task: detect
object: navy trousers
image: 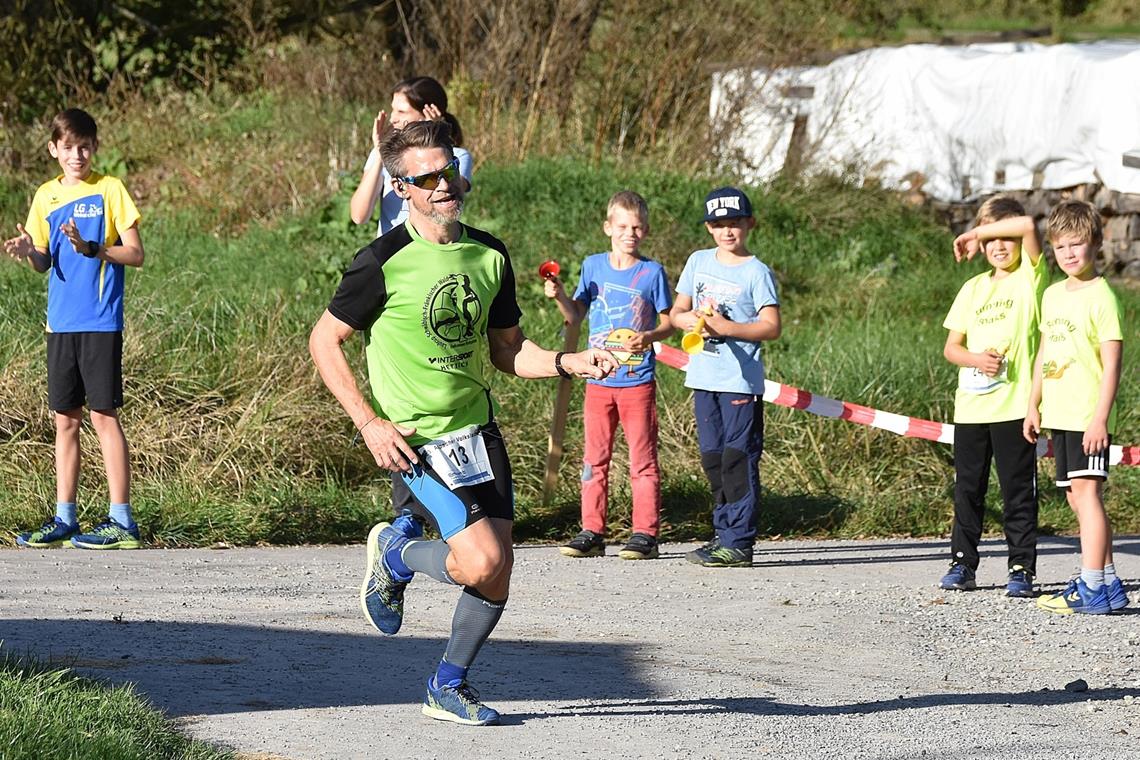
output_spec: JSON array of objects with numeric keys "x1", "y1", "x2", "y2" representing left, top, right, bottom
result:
[{"x1": 694, "y1": 390, "x2": 763, "y2": 549}]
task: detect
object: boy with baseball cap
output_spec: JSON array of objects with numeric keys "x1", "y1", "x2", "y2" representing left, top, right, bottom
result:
[{"x1": 669, "y1": 187, "x2": 781, "y2": 567}]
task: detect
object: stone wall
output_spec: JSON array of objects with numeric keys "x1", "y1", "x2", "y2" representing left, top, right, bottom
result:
[{"x1": 929, "y1": 184, "x2": 1140, "y2": 278}]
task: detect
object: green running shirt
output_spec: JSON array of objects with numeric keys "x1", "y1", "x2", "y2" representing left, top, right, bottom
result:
[{"x1": 328, "y1": 222, "x2": 522, "y2": 445}]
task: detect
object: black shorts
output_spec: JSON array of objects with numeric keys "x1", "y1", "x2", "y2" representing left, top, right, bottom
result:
[
  {"x1": 46, "y1": 332, "x2": 124, "y2": 411},
  {"x1": 1052, "y1": 429, "x2": 1111, "y2": 486},
  {"x1": 392, "y1": 422, "x2": 514, "y2": 540}
]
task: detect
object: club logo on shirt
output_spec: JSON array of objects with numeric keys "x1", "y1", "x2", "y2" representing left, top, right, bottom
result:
[
  {"x1": 71, "y1": 202, "x2": 104, "y2": 219},
  {"x1": 423, "y1": 273, "x2": 483, "y2": 349}
]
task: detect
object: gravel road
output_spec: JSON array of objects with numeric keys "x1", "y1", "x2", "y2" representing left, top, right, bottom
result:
[{"x1": 2, "y1": 535, "x2": 1139, "y2": 759}]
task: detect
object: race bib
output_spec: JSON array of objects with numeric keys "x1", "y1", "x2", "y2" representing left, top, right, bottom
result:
[
  {"x1": 420, "y1": 425, "x2": 494, "y2": 490},
  {"x1": 960, "y1": 361, "x2": 1007, "y2": 395}
]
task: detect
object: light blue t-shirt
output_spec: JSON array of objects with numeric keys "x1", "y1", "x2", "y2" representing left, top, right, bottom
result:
[
  {"x1": 675, "y1": 248, "x2": 779, "y2": 394},
  {"x1": 363, "y1": 146, "x2": 473, "y2": 237},
  {"x1": 573, "y1": 253, "x2": 672, "y2": 388}
]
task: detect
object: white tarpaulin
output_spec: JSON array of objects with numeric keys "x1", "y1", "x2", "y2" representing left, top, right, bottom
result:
[{"x1": 714, "y1": 41, "x2": 1140, "y2": 201}]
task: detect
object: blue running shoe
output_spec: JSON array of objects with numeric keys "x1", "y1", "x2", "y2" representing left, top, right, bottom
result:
[
  {"x1": 939, "y1": 563, "x2": 976, "y2": 591},
  {"x1": 360, "y1": 521, "x2": 413, "y2": 635},
  {"x1": 71, "y1": 518, "x2": 141, "y2": 550},
  {"x1": 1105, "y1": 578, "x2": 1130, "y2": 612},
  {"x1": 16, "y1": 517, "x2": 78, "y2": 548},
  {"x1": 1036, "y1": 579, "x2": 1110, "y2": 615},
  {"x1": 422, "y1": 677, "x2": 501, "y2": 726},
  {"x1": 391, "y1": 509, "x2": 424, "y2": 540},
  {"x1": 1006, "y1": 565, "x2": 1035, "y2": 598}
]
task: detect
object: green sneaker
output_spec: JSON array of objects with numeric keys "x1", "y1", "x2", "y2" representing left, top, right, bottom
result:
[{"x1": 71, "y1": 519, "x2": 142, "y2": 550}]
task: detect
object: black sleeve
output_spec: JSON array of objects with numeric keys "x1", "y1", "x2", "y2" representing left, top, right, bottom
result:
[
  {"x1": 328, "y1": 245, "x2": 386, "y2": 331},
  {"x1": 488, "y1": 247, "x2": 522, "y2": 329}
]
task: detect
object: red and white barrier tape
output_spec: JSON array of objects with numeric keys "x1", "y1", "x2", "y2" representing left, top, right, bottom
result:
[{"x1": 653, "y1": 341, "x2": 1140, "y2": 467}]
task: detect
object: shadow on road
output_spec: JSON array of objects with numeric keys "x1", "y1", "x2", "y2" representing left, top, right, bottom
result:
[
  {"x1": 0, "y1": 620, "x2": 655, "y2": 719},
  {"x1": 647, "y1": 535, "x2": 1140, "y2": 569},
  {"x1": 541, "y1": 685, "x2": 1140, "y2": 719}
]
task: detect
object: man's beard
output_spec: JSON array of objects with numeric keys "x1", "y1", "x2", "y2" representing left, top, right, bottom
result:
[
  {"x1": 412, "y1": 190, "x2": 464, "y2": 226},
  {"x1": 425, "y1": 198, "x2": 464, "y2": 226}
]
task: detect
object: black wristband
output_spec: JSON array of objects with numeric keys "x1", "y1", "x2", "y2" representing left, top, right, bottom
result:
[
  {"x1": 554, "y1": 351, "x2": 572, "y2": 379},
  {"x1": 83, "y1": 240, "x2": 99, "y2": 258}
]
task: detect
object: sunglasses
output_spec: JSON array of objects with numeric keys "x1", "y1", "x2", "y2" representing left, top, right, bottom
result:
[{"x1": 396, "y1": 157, "x2": 460, "y2": 190}]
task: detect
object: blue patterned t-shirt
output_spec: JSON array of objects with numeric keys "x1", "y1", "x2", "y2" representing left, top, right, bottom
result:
[{"x1": 573, "y1": 253, "x2": 672, "y2": 387}]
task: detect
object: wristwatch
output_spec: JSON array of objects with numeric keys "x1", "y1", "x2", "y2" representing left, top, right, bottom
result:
[
  {"x1": 554, "y1": 352, "x2": 572, "y2": 379},
  {"x1": 83, "y1": 240, "x2": 100, "y2": 258}
]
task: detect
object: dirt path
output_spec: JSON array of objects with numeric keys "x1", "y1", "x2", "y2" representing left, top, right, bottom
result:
[{"x1": 2, "y1": 536, "x2": 1139, "y2": 759}]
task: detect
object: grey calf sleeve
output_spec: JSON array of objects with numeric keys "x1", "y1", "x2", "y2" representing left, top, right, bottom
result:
[
  {"x1": 401, "y1": 539, "x2": 459, "y2": 585},
  {"x1": 444, "y1": 587, "x2": 507, "y2": 668}
]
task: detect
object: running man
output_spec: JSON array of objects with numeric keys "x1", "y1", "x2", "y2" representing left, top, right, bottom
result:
[{"x1": 309, "y1": 120, "x2": 617, "y2": 725}]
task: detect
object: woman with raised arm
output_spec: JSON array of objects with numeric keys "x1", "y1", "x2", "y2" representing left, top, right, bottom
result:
[{"x1": 349, "y1": 76, "x2": 473, "y2": 237}]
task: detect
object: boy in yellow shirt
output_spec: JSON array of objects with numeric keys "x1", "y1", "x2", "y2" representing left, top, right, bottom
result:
[
  {"x1": 939, "y1": 196, "x2": 1046, "y2": 596},
  {"x1": 4, "y1": 108, "x2": 145, "y2": 549},
  {"x1": 1026, "y1": 201, "x2": 1127, "y2": 615}
]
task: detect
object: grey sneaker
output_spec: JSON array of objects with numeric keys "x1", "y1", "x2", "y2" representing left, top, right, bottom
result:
[
  {"x1": 559, "y1": 530, "x2": 605, "y2": 558},
  {"x1": 688, "y1": 539, "x2": 752, "y2": 567},
  {"x1": 618, "y1": 533, "x2": 659, "y2": 560}
]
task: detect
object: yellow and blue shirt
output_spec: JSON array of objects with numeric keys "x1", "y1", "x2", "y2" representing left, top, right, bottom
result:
[{"x1": 25, "y1": 172, "x2": 140, "y2": 333}]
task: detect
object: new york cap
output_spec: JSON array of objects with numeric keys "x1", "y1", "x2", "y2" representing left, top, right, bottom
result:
[{"x1": 702, "y1": 186, "x2": 753, "y2": 222}]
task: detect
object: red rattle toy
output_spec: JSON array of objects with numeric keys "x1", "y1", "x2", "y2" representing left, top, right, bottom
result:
[{"x1": 538, "y1": 260, "x2": 560, "y2": 280}]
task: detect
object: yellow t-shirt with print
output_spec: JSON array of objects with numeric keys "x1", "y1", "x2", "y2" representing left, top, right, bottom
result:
[
  {"x1": 943, "y1": 249, "x2": 1047, "y2": 424},
  {"x1": 1039, "y1": 277, "x2": 1123, "y2": 434}
]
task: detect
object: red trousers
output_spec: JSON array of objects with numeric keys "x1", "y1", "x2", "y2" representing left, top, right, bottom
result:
[{"x1": 580, "y1": 381, "x2": 661, "y2": 537}]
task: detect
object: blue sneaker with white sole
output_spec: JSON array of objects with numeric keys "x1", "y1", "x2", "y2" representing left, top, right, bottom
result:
[
  {"x1": 360, "y1": 520, "x2": 416, "y2": 635},
  {"x1": 1105, "y1": 578, "x2": 1130, "y2": 612},
  {"x1": 422, "y1": 677, "x2": 501, "y2": 726}
]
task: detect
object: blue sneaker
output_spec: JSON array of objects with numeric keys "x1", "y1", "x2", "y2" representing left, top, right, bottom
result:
[
  {"x1": 1036, "y1": 579, "x2": 1110, "y2": 615},
  {"x1": 70, "y1": 518, "x2": 141, "y2": 550},
  {"x1": 1006, "y1": 565, "x2": 1035, "y2": 598},
  {"x1": 422, "y1": 677, "x2": 501, "y2": 726},
  {"x1": 16, "y1": 517, "x2": 78, "y2": 548},
  {"x1": 939, "y1": 563, "x2": 976, "y2": 591},
  {"x1": 1105, "y1": 578, "x2": 1130, "y2": 612},
  {"x1": 391, "y1": 509, "x2": 424, "y2": 540},
  {"x1": 360, "y1": 521, "x2": 414, "y2": 635}
]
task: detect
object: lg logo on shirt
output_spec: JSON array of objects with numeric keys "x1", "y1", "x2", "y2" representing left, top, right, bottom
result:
[{"x1": 72, "y1": 203, "x2": 104, "y2": 219}]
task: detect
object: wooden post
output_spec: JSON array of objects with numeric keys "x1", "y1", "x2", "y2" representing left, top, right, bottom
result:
[
  {"x1": 541, "y1": 320, "x2": 581, "y2": 506},
  {"x1": 781, "y1": 85, "x2": 815, "y2": 180}
]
